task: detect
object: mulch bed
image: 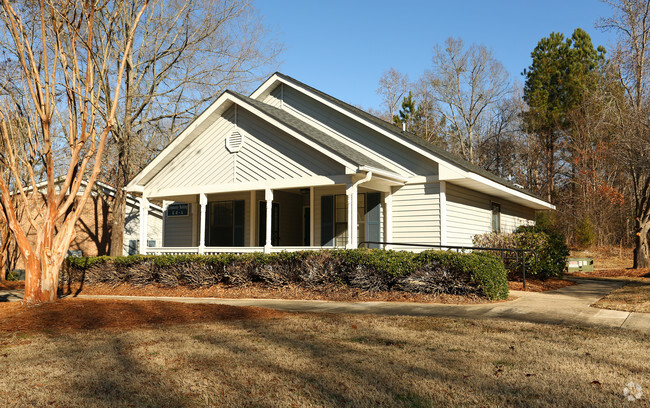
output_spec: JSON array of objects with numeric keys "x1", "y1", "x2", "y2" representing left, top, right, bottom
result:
[
  {"x1": 508, "y1": 277, "x2": 576, "y2": 292},
  {"x1": 64, "y1": 282, "x2": 494, "y2": 304},
  {"x1": 0, "y1": 298, "x2": 286, "y2": 334},
  {"x1": 569, "y1": 268, "x2": 650, "y2": 279},
  {"x1": 0, "y1": 281, "x2": 25, "y2": 290}
]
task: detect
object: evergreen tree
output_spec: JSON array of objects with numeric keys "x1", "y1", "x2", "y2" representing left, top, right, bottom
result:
[
  {"x1": 393, "y1": 91, "x2": 415, "y2": 130},
  {"x1": 522, "y1": 28, "x2": 606, "y2": 200}
]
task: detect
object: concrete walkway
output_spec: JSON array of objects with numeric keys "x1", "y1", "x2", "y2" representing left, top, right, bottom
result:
[
  {"x1": 3, "y1": 280, "x2": 650, "y2": 331},
  {"x1": 0, "y1": 290, "x2": 24, "y2": 303}
]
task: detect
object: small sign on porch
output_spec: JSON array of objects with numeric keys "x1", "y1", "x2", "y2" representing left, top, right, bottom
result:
[{"x1": 167, "y1": 203, "x2": 189, "y2": 217}]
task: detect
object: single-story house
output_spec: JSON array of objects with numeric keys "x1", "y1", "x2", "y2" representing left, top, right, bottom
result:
[
  {"x1": 2, "y1": 179, "x2": 163, "y2": 274},
  {"x1": 126, "y1": 73, "x2": 554, "y2": 255}
]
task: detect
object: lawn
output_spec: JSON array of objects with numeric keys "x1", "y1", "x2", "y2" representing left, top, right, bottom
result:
[
  {"x1": 593, "y1": 282, "x2": 650, "y2": 313},
  {"x1": 568, "y1": 267, "x2": 650, "y2": 313},
  {"x1": 0, "y1": 299, "x2": 647, "y2": 407}
]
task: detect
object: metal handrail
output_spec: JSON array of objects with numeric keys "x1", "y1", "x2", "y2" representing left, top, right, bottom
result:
[{"x1": 358, "y1": 241, "x2": 537, "y2": 290}]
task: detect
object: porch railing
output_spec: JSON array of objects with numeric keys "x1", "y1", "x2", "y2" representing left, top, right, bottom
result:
[{"x1": 145, "y1": 246, "x2": 332, "y2": 256}]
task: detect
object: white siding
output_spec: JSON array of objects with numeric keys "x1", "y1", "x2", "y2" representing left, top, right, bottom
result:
[
  {"x1": 123, "y1": 200, "x2": 163, "y2": 254},
  {"x1": 147, "y1": 105, "x2": 343, "y2": 192},
  {"x1": 278, "y1": 85, "x2": 438, "y2": 176},
  {"x1": 501, "y1": 200, "x2": 536, "y2": 233},
  {"x1": 391, "y1": 183, "x2": 440, "y2": 248},
  {"x1": 163, "y1": 201, "x2": 195, "y2": 247},
  {"x1": 446, "y1": 183, "x2": 536, "y2": 247}
]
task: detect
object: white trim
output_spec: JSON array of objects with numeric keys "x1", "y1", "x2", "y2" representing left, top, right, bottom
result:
[
  {"x1": 309, "y1": 186, "x2": 315, "y2": 246},
  {"x1": 144, "y1": 175, "x2": 351, "y2": 199},
  {"x1": 466, "y1": 172, "x2": 555, "y2": 210},
  {"x1": 139, "y1": 196, "x2": 150, "y2": 254},
  {"x1": 346, "y1": 182, "x2": 356, "y2": 249},
  {"x1": 198, "y1": 193, "x2": 207, "y2": 254},
  {"x1": 439, "y1": 181, "x2": 447, "y2": 246},
  {"x1": 264, "y1": 188, "x2": 273, "y2": 253},
  {"x1": 384, "y1": 189, "x2": 393, "y2": 250},
  {"x1": 253, "y1": 74, "x2": 552, "y2": 210},
  {"x1": 358, "y1": 165, "x2": 407, "y2": 183}
]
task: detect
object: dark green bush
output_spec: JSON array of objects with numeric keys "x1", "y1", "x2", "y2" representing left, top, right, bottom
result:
[
  {"x1": 473, "y1": 225, "x2": 569, "y2": 279},
  {"x1": 62, "y1": 249, "x2": 509, "y2": 300}
]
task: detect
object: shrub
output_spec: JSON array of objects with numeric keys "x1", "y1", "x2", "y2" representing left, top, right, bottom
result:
[
  {"x1": 61, "y1": 249, "x2": 509, "y2": 300},
  {"x1": 473, "y1": 226, "x2": 569, "y2": 279}
]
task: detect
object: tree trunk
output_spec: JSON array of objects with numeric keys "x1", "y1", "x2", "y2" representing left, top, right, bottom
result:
[
  {"x1": 109, "y1": 24, "x2": 134, "y2": 257},
  {"x1": 22, "y1": 253, "x2": 61, "y2": 303},
  {"x1": 109, "y1": 152, "x2": 128, "y2": 256},
  {"x1": 633, "y1": 219, "x2": 650, "y2": 268}
]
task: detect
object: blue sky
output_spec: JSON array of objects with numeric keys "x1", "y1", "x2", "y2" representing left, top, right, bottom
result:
[{"x1": 256, "y1": 0, "x2": 616, "y2": 111}]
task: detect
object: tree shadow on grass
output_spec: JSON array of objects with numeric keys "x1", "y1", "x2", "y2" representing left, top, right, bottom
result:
[{"x1": 3, "y1": 300, "x2": 648, "y2": 407}]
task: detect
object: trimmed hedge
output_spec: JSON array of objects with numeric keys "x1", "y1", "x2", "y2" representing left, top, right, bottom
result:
[
  {"x1": 473, "y1": 225, "x2": 569, "y2": 279},
  {"x1": 62, "y1": 249, "x2": 509, "y2": 300}
]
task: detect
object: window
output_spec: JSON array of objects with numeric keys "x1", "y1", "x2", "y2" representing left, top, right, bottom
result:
[
  {"x1": 207, "y1": 200, "x2": 245, "y2": 246},
  {"x1": 491, "y1": 202, "x2": 501, "y2": 233}
]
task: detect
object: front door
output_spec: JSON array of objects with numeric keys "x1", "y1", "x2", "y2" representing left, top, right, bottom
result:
[{"x1": 258, "y1": 202, "x2": 280, "y2": 246}]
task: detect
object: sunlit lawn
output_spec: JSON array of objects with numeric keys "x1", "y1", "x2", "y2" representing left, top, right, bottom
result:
[{"x1": 0, "y1": 301, "x2": 648, "y2": 407}]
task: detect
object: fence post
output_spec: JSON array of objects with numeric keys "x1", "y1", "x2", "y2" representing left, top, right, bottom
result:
[{"x1": 522, "y1": 251, "x2": 526, "y2": 290}]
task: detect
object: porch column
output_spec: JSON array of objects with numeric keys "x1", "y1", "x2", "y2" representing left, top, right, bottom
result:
[
  {"x1": 346, "y1": 182, "x2": 358, "y2": 249},
  {"x1": 440, "y1": 181, "x2": 447, "y2": 246},
  {"x1": 139, "y1": 195, "x2": 149, "y2": 254},
  {"x1": 264, "y1": 188, "x2": 273, "y2": 253},
  {"x1": 199, "y1": 193, "x2": 207, "y2": 254},
  {"x1": 384, "y1": 189, "x2": 393, "y2": 250},
  {"x1": 309, "y1": 186, "x2": 315, "y2": 246}
]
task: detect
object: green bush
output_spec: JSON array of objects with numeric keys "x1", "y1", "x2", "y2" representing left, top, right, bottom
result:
[
  {"x1": 62, "y1": 249, "x2": 509, "y2": 300},
  {"x1": 473, "y1": 225, "x2": 569, "y2": 279}
]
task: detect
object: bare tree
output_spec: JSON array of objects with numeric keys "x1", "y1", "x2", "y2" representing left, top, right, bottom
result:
[
  {"x1": 0, "y1": 0, "x2": 146, "y2": 302},
  {"x1": 376, "y1": 67, "x2": 409, "y2": 122},
  {"x1": 425, "y1": 38, "x2": 511, "y2": 164},
  {"x1": 97, "y1": 0, "x2": 281, "y2": 256},
  {"x1": 598, "y1": 0, "x2": 650, "y2": 267}
]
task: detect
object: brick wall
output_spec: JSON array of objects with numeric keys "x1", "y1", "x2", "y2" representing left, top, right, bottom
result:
[{"x1": 3, "y1": 194, "x2": 114, "y2": 271}]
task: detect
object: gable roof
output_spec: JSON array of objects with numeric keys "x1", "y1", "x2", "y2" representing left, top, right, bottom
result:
[
  {"x1": 230, "y1": 91, "x2": 393, "y2": 173},
  {"x1": 262, "y1": 73, "x2": 546, "y2": 203},
  {"x1": 128, "y1": 90, "x2": 406, "y2": 192}
]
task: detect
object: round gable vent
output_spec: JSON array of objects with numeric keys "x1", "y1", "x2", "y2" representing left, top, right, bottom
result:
[{"x1": 226, "y1": 130, "x2": 244, "y2": 153}]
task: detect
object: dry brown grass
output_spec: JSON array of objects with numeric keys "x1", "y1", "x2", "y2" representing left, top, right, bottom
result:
[
  {"x1": 0, "y1": 300, "x2": 648, "y2": 407},
  {"x1": 570, "y1": 247, "x2": 633, "y2": 270},
  {"x1": 593, "y1": 282, "x2": 650, "y2": 313}
]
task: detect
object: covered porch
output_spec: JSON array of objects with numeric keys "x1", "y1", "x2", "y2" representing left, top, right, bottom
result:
[{"x1": 137, "y1": 174, "x2": 401, "y2": 255}]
